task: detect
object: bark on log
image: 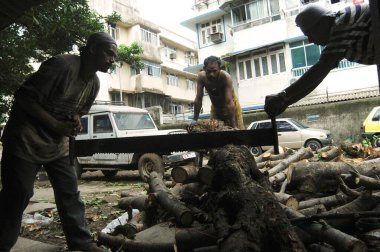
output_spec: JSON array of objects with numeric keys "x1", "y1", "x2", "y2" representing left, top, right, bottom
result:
[
  {"x1": 298, "y1": 204, "x2": 327, "y2": 216},
  {"x1": 345, "y1": 170, "x2": 380, "y2": 190},
  {"x1": 118, "y1": 195, "x2": 150, "y2": 211},
  {"x1": 207, "y1": 145, "x2": 306, "y2": 252},
  {"x1": 298, "y1": 193, "x2": 353, "y2": 210},
  {"x1": 170, "y1": 182, "x2": 206, "y2": 200},
  {"x1": 171, "y1": 164, "x2": 199, "y2": 183},
  {"x1": 268, "y1": 147, "x2": 314, "y2": 177},
  {"x1": 148, "y1": 171, "x2": 193, "y2": 227},
  {"x1": 274, "y1": 192, "x2": 299, "y2": 210},
  {"x1": 340, "y1": 142, "x2": 363, "y2": 158},
  {"x1": 257, "y1": 159, "x2": 282, "y2": 170},
  {"x1": 320, "y1": 146, "x2": 342, "y2": 161},
  {"x1": 198, "y1": 165, "x2": 214, "y2": 185},
  {"x1": 324, "y1": 191, "x2": 380, "y2": 215},
  {"x1": 175, "y1": 225, "x2": 217, "y2": 252},
  {"x1": 288, "y1": 162, "x2": 380, "y2": 193},
  {"x1": 302, "y1": 222, "x2": 367, "y2": 252}
]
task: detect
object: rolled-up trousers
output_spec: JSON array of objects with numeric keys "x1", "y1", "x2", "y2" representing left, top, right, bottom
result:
[{"x1": 0, "y1": 147, "x2": 92, "y2": 252}]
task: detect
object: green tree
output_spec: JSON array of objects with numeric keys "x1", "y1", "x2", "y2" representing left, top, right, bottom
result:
[
  {"x1": 0, "y1": 0, "x2": 118, "y2": 123},
  {"x1": 117, "y1": 43, "x2": 145, "y2": 72}
]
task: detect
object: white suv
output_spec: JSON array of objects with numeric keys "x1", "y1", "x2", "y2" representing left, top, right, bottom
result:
[
  {"x1": 75, "y1": 103, "x2": 196, "y2": 180},
  {"x1": 247, "y1": 118, "x2": 332, "y2": 155}
]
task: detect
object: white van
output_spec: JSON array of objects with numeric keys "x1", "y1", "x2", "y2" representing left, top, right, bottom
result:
[{"x1": 75, "y1": 103, "x2": 196, "y2": 180}]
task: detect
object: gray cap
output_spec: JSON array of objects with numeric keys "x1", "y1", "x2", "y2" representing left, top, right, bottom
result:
[{"x1": 295, "y1": 4, "x2": 335, "y2": 32}]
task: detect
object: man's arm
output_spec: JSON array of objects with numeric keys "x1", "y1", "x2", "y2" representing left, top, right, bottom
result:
[
  {"x1": 223, "y1": 72, "x2": 237, "y2": 128},
  {"x1": 265, "y1": 53, "x2": 342, "y2": 117},
  {"x1": 16, "y1": 99, "x2": 79, "y2": 137},
  {"x1": 193, "y1": 73, "x2": 205, "y2": 121}
]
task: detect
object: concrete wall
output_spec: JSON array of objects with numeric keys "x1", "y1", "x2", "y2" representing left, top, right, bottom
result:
[{"x1": 243, "y1": 97, "x2": 380, "y2": 144}]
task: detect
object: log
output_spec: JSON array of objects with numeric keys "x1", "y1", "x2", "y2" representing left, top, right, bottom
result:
[
  {"x1": 175, "y1": 225, "x2": 217, "y2": 252},
  {"x1": 118, "y1": 195, "x2": 150, "y2": 211},
  {"x1": 298, "y1": 204, "x2": 327, "y2": 216},
  {"x1": 346, "y1": 170, "x2": 380, "y2": 190},
  {"x1": 282, "y1": 204, "x2": 367, "y2": 251},
  {"x1": 320, "y1": 146, "x2": 342, "y2": 161},
  {"x1": 148, "y1": 171, "x2": 193, "y2": 227},
  {"x1": 170, "y1": 182, "x2": 206, "y2": 200},
  {"x1": 301, "y1": 222, "x2": 367, "y2": 252},
  {"x1": 207, "y1": 145, "x2": 306, "y2": 252},
  {"x1": 340, "y1": 142, "x2": 363, "y2": 158},
  {"x1": 324, "y1": 191, "x2": 380, "y2": 215},
  {"x1": 257, "y1": 159, "x2": 282, "y2": 170},
  {"x1": 171, "y1": 164, "x2": 199, "y2": 183},
  {"x1": 298, "y1": 193, "x2": 353, "y2": 210},
  {"x1": 198, "y1": 165, "x2": 214, "y2": 185},
  {"x1": 274, "y1": 192, "x2": 299, "y2": 210},
  {"x1": 268, "y1": 147, "x2": 314, "y2": 177},
  {"x1": 288, "y1": 162, "x2": 380, "y2": 193}
]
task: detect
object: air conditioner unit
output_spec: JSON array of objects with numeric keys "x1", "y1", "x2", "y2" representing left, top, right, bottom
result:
[
  {"x1": 210, "y1": 32, "x2": 223, "y2": 43},
  {"x1": 169, "y1": 52, "x2": 176, "y2": 59}
]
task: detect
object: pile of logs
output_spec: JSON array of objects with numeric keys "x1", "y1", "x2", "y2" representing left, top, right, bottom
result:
[{"x1": 97, "y1": 139, "x2": 380, "y2": 252}]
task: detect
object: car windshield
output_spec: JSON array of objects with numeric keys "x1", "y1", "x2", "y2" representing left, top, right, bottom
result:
[
  {"x1": 113, "y1": 112, "x2": 156, "y2": 130},
  {"x1": 289, "y1": 118, "x2": 309, "y2": 129}
]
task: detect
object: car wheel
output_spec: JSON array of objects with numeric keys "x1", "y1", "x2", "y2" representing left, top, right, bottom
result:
[
  {"x1": 101, "y1": 170, "x2": 118, "y2": 178},
  {"x1": 305, "y1": 140, "x2": 322, "y2": 151},
  {"x1": 74, "y1": 159, "x2": 83, "y2": 179},
  {"x1": 371, "y1": 136, "x2": 380, "y2": 148},
  {"x1": 249, "y1": 146, "x2": 263, "y2": 156},
  {"x1": 138, "y1": 153, "x2": 164, "y2": 182}
]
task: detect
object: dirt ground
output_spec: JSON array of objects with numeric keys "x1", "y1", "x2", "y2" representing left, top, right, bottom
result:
[{"x1": 20, "y1": 170, "x2": 147, "y2": 249}]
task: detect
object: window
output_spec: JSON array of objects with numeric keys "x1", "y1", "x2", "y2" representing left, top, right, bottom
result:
[
  {"x1": 112, "y1": 112, "x2": 155, "y2": 130},
  {"x1": 231, "y1": 0, "x2": 280, "y2": 26},
  {"x1": 290, "y1": 40, "x2": 322, "y2": 76},
  {"x1": 142, "y1": 61, "x2": 161, "y2": 77},
  {"x1": 200, "y1": 18, "x2": 223, "y2": 46},
  {"x1": 78, "y1": 117, "x2": 88, "y2": 134},
  {"x1": 187, "y1": 79, "x2": 195, "y2": 90},
  {"x1": 185, "y1": 51, "x2": 197, "y2": 66},
  {"x1": 93, "y1": 115, "x2": 113, "y2": 133},
  {"x1": 270, "y1": 52, "x2": 286, "y2": 74},
  {"x1": 238, "y1": 59, "x2": 253, "y2": 80},
  {"x1": 170, "y1": 103, "x2": 184, "y2": 114},
  {"x1": 164, "y1": 45, "x2": 176, "y2": 59},
  {"x1": 167, "y1": 73, "x2": 178, "y2": 87},
  {"x1": 111, "y1": 92, "x2": 121, "y2": 103},
  {"x1": 108, "y1": 24, "x2": 120, "y2": 40},
  {"x1": 140, "y1": 28, "x2": 158, "y2": 45}
]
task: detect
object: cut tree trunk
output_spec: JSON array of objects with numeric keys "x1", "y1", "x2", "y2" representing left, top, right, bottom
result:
[
  {"x1": 171, "y1": 164, "x2": 199, "y2": 183},
  {"x1": 320, "y1": 146, "x2": 342, "y2": 161},
  {"x1": 170, "y1": 182, "x2": 207, "y2": 200},
  {"x1": 288, "y1": 162, "x2": 380, "y2": 193},
  {"x1": 207, "y1": 145, "x2": 306, "y2": 252},
  {"x1": 198, "y1": 165, "x2": 214, "y2": 185},
  {"x1": 148, "y1": 171, "x2": 193, "y2": 227},
  {"x1": 118, "y1": 195, "x2": 151, "y2": 211},
  {"x1": 298, "y1": 204, "x2": 327, "y2": 216},
  {"x1": 298, "y1": 193, "x2": 353, "y2": 210}
]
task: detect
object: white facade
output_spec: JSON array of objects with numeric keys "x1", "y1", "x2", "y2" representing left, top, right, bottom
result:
[
  {"x1": 87, "y1": 0, "x2": 199, "y2": 121},
  {"x1": 182, "y1": 0, "x2": 377, "y2": 114}
]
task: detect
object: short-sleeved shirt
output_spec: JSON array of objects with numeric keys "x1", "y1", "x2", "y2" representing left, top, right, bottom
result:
[
  {"x1": 321, "y1": 3, "x2": 374, "y2": 65},
  {"x1": 1, "y1": 54, "x2": 100, "y2": 163}
]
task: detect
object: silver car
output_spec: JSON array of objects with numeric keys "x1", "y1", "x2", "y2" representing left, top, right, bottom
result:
[{"x1": 247, "y1": 118, "x2": 332, "y2": 156}]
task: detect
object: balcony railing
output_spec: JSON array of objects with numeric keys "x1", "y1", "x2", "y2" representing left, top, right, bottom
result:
[{"x1": 291, "y1": 59, "x2": 358, "y2": 77}]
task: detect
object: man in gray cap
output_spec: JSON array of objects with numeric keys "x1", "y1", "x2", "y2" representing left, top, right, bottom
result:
[
  {"x1": 265, "y1": 3, "x2": 374, "y2": 117},
  {"x1": 0, "y1": 32, "x2": 117, "y2": 252}
]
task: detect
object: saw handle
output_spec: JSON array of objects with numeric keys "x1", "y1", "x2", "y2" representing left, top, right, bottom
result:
[{"x1": 270, "y1": 117, "x2": 279, "y2": 154}]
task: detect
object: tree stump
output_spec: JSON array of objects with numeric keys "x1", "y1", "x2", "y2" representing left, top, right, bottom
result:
[{"x1": 206, "y1": 145, "x2": 306, "y2": 252}]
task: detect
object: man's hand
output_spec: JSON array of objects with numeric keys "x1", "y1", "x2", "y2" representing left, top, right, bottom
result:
[{"x1": 264, "y1": 91, "x2": 288, "y2": 118}]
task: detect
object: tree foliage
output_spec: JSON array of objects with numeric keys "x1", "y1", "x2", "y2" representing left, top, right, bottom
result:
[
  {"x1": 117, "y1": 43, "x2": 145, "y2": 71},
  {"x1": 0, "y1": 0, "x2": 115, "y2": 123}
]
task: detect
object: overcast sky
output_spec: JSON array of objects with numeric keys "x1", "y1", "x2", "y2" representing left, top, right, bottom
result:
[{"x1": 137, "y1": 0, "x2": 196, "y2": 38}]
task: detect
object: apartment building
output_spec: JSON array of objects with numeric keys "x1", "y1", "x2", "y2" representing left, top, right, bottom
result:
[
  {"x1": 182, "y1": 0, "x2": 378, "y2": 114},
  {"x1": 87, "y1": 0, "x2": 199, "y2": 120}
]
